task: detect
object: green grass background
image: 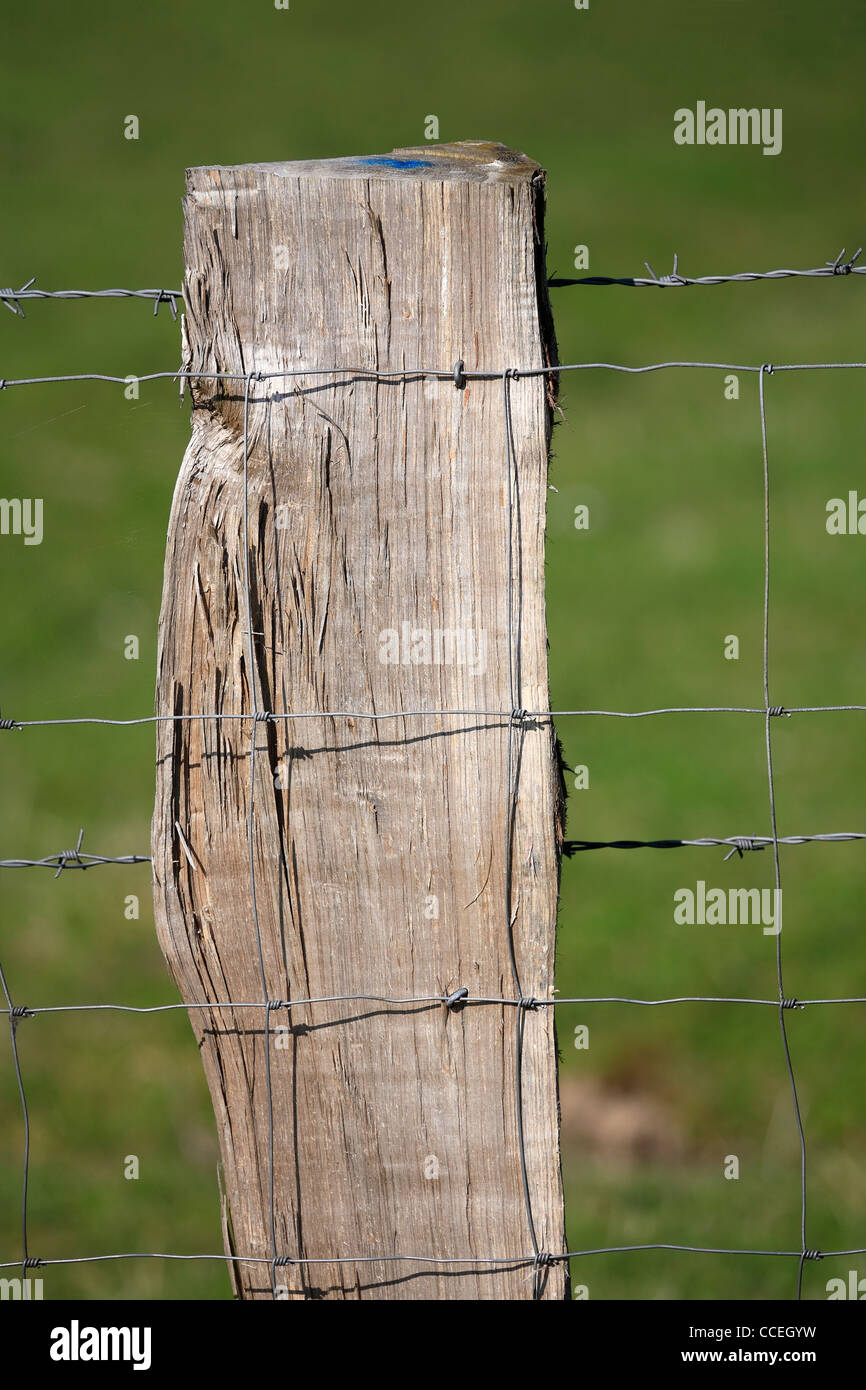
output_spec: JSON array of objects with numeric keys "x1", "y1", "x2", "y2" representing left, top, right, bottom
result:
[{"x1": 1, "y1": 0, "x2": 865, "y2": 1300}]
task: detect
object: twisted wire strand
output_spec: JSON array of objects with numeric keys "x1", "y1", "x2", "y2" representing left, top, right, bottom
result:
[
  {"x1": 4, "y1": 249, "x2": 862, "y2": 321},
  {"x1": 549, "y1": 247, "x2": 865, "y2": 288},
  {"x1": 0, "y1": 851, "x2": 151, "y2": 870},
  {"x1": 0, "y1": 281, "x2": 182, "y2": 319},
  {"x1": 4, "y1": 833, "x2": 863, "y2": 871}
]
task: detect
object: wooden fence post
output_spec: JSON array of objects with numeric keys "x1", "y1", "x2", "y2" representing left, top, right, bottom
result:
[{"x1": 152, "y1": 142, "x2": 568, "y2": 1299}]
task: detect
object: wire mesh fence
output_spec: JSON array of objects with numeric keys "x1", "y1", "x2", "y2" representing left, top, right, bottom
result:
[{"x1": 2, "y1": 265, "x2": 866, "y2": 1299}]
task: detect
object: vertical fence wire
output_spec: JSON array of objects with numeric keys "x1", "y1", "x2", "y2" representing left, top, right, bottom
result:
[{"x1": 758, "y1": 367, "x2": 814, "y2": 1296}]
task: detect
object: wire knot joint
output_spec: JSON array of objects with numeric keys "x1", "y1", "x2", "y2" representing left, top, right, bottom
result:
[
  {"x1": 55, "y1": 829, "x2": 86, "y2": 877},
  {"x1": 0, "y1": 278, "x2": 34, "y2": 317},
  {"x1": 724, "y1": 836, "x2": 764, "y2": 861},
  {"x1": 154, "y1": 290, "x2": 179, "y2": 320},
  {"x1": 829, "y1": 247, "x2": 862, "y2": 276},
  {"x1": 644, "y1": 253, "x2": 687, "y2": 287}
]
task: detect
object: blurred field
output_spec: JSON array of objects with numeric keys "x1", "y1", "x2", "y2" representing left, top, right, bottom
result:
[{"x1": 2, "y1": 0, "x2": 866, "y2": 1299}]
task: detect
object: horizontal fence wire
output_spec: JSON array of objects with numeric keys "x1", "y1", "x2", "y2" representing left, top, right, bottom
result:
[
  {"x1": 1, "y1": 281, "x2": 182, "y2": 319},
  {"x1": 5, "y1": 360, "x2": 866, "y2": 395},
  {"x1": 3, "y1": 705, "x2": 866, "y2": 729},
  {"x1": 5, "y1": 831, "x2": 866, "y2": 870},
  {"x1": 548, "y1": 247, "x2": 865, "y2": 287},
  {"x1": 2, "y1": 324, "x2": 864, "y2": 1297},
  {"x1": 563, "y1": 833, "x2": 866, "y2": 857},
  {"x1": 3, "y1": 994, "x2": 866, "y2": 1017},
  {"x1": 0, "y1": 829, "x2": 150, "y2": 875},
  {"x1": 4, "y1": 1244, "x2": 866, "y2": 1275},
  {"x1": 3, "y1": 249, "x2": 863, "y2": 314}
]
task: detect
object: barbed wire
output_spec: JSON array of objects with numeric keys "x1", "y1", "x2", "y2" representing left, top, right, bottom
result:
[
  {"x1": 2, "y1": 249, "x2": 863, "y2": 318},
  {"x1": 548, "y1": 247, "x2": 865, "y2": 287},
  {"x1": 0, "y1": 829, "x2": 150, "y2": 876},
  {"x1": 2, "y1": 352, "x2": 863, "y2": 1301},
  {"x1": 563, "y1": 832, "x2": 866, "y2": 858},
  {"x1": 0, "y1": 280, "x2": 182, "y2": 319}
]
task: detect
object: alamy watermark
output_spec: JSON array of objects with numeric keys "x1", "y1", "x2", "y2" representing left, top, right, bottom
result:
[
  {"x1": 674, "y1": 103, "x2": 782, "y2": 156},
  {"x1": 50, "y1": 1321, "x2": 151, "y2": 1371},
  {"x1": 1, "y1": 1274, "x2": 43, "y2": 1299},
  {"x1": 674, "y1": 881, "x2": 782, "y2": 936},
  {"x1": 826, "y1": 492, "x2": 866, "y2": 534},
  {"x1": 827, "y1": 1270, "x2": 866, "y2": 1299},
  {"x1": 0, "y1": 497, "x2": 43, "y2": 545},
  {"x1": 377, "y1": 622, "x2": 487, "y2": 675}
]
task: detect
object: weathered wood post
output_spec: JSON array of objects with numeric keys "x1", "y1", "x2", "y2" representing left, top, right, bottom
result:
[{"x1": 152, "y1": 142, "x2": 568, "y2": 1299}]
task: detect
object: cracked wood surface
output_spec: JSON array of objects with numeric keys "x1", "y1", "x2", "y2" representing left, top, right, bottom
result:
[{"x1": 152, "y1": 142, "x2": 568, "y2": 1299}]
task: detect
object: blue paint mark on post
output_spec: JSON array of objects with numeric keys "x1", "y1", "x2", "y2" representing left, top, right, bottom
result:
[{"x1": 360, "y1": 157, "x2": 433, "y2": 170}]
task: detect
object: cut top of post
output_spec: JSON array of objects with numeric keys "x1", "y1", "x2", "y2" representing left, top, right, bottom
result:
[
  {"x1": 181, "y1": 137, "x2": 555, "y2": 411},
  {"x1": 186, "y1": 141, "x2": 542, "y2": 189}
]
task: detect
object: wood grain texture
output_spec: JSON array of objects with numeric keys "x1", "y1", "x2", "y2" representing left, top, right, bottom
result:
[{"x1": 152, "y1": 142, "x2": 567, "y2": 1299}]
